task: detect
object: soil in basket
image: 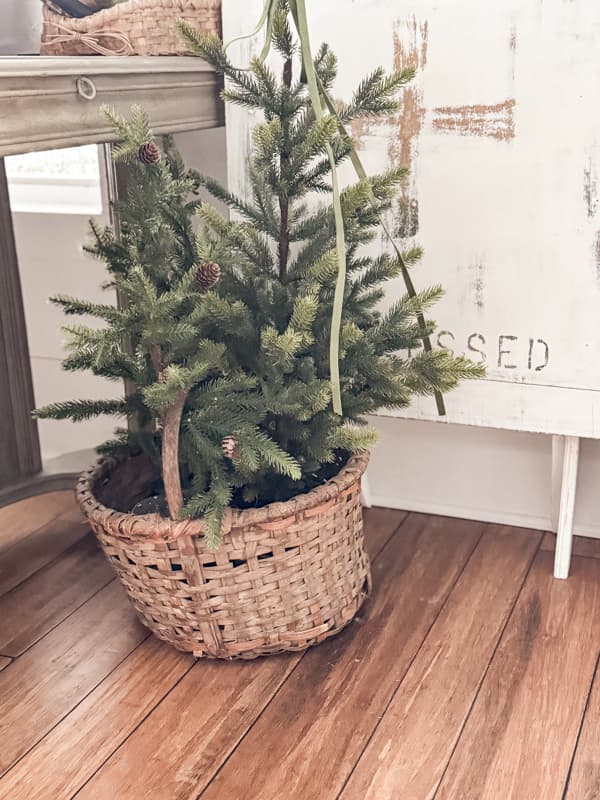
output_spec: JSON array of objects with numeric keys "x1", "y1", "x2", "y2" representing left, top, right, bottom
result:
[{"x1": 129, "y1": 450, "x2": 350, "y2": 517}]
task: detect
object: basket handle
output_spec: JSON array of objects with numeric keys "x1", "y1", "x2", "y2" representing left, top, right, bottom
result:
[{"x1": 43, "y1": 20, "x2": 133, "y2": 56}]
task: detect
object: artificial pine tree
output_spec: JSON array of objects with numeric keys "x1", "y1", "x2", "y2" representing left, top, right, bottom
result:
[{"x1": 36, "y1": 4, "x2": 483, "y2": 546}]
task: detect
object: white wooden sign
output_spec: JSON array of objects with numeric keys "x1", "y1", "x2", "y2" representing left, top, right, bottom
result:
[{"x1": 222, "y1": 0, "x2": 600, "y2": 576}]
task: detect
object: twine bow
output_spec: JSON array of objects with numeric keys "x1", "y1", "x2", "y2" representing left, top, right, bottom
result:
[{"x1": 44, "y1": 21, "x2": 133, "y2": 56}]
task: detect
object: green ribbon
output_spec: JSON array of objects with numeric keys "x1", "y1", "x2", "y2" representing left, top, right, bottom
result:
[
  {"x1": 223, "y1": 0, "x2": 277, "y2": 60},
  {"x1": 230, "y1": 0, "x2": 445, "y2": 417},
  {"x1": 318, "y1": 86, "x2": 446, "y2": 415},
  {"x1": 290, "y1": 0, "x2": 346, "y2": 415}
]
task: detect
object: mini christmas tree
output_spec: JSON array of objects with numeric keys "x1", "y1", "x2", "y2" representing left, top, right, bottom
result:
[{"x1": 36, "y1": 3, "x2": 483, "y2": 546}]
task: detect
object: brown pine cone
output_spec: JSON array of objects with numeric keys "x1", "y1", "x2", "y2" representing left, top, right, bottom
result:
[
  {"x1": 195, "y1": 261, "x2": 221, "y2": 289},
  {"x1": 138, "y1": 141, "x2": 161, "y2": 165},
  {"x1": 221, "y1": 435, "x2": 240, "y2": 461}
]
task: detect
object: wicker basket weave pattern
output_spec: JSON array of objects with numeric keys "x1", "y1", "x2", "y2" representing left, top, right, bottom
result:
[
  {"x1": 40, "y1": 0, "x2": 221, "y2": 57},
  {"x1": 77, "y1": 453, "x2": 371, "y2": 659}
]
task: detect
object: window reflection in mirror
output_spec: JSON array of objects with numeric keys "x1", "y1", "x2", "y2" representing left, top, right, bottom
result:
[{"x1": 6, "y1": 144, "x2": 103, "y2": 215}]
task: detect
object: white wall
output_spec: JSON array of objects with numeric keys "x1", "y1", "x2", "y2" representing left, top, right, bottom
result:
[
  {"x1": 14, "y1": 127, "x2": 227, "y2": 462},
  {"x1": 368, "y1": 417, "x2": 551, "y2": 531},
  {"x1": 1, "y1": 0, "x2": 41, "y2": 55},
  {"x1": 13, "y1": 154, "x2": 121, "y2": 461},
  {"x1": 367, "y1": 416, "x2": 600, "y2": 539}
]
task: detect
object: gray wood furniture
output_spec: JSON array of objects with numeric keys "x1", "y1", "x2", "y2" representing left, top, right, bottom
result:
[{"x1": 0, "y1": 55, "x2": 223, "y2": 505}]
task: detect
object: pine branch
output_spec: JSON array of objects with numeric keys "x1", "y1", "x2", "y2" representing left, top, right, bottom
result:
[
  {"x1": 62, "y1": 349, "x2": 144, "y2": 383},
  {"x1": 352, "y1": 254, "x2": 402, "y2": 292},
  {"x1": 314, "y1": 43, "x2": 338, "y2": 90},
  {"x1": 271, "y1": 1, "x2": 295, "y2": 58},
  {"x1": 102, "y1": 104, "x2": 152, "y2": 162},
  {"x1": 338, "y1": 66, "x2": 416, "y2": 122},
  {"x1": 229, "y1": 225, "x2": 276, "y2": 276},
  {"x1": 34, "y1": 398, "x2": 134, "y2": 422},
  {"x1": 178, "y1": 23, "x2": 264, "y2": 107},
  {"x1": 404, "y1": 350, "x2": 486, "y2": 395},
  {"x1": 246, "y1": 428, "x2": 302, "y2": 479},
  {"x1": 199, "y1": 174, "x2": 278, "y2": 236},
  {"x1": 51, "y1": 295, "x2": 123, "y2": 323},
  {"x1": 327, "y1": 424, "x2": 378, "y2": 452}
]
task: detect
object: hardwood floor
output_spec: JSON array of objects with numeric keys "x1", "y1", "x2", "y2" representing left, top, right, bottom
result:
[{"x1": 1, "y1": 494, "x2": 600, "y2": 799}]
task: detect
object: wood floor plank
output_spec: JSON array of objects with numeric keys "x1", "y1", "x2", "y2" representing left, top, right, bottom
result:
[
  {"x1": 0, "y1": 534, "x2": 114, "y2": 656},
  {"x1": 563, "y1": 657, "x2": 600, "y2": 798},
  {"x1": 541, "y1": 531, "x2": 600, "y2": 561},
  {"x1": 340, "y1": 525, "x2": 541, "y2": 800},
  {"x1": 0, "y1": 492, "x2": 76, "y2": 554},
  {"x1": 198, "y1": 515, "x2": 485, "y2": 800},
  {"x1": 435, "y1": 551, "x2": 600, "y2": 800},
  {"x1": 362, "y1": 506, "x2": 407, "y2": 558},
  {"x1": 0, "y1": 580, "x2": 146, "y2": 775},
  {"x1": 69, "y1": 506, "x2": 413, "y2": 800},
  {"x1": 74, "y1": 652, "x2": 301, "y2": 800},
  {"x1": 0, "y1": 657, "x2": 10, "y2": 671},
  {"x1": 0, "y1": 512, "x2": 89, "y2": 596},
  {"x1": 0, "y1": 637, "x2": 193, "y2": 800}
]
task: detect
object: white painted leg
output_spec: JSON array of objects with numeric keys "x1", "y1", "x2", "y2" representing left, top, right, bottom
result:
[
  {"x1": 550, "y1": 434, "x2": 565, "y2": 533},
  {"x1": 553, "y1": 435, "x2": 580, "y2": 580},
  {"x1": 361, "y1": 473, "x2": 373, "y2": 508}
]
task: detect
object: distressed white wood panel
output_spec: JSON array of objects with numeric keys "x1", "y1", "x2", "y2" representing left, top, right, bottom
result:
[{"x1": 224, "y1": 0, "x2": 600, "y2": 438}]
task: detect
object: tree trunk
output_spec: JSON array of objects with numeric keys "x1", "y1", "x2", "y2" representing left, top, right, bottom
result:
[
  {"x1": 278, "y1": 56, "x2": 293, "y2": 280},
  {"x1": 149, "y1": 343, "x2": 186, "y2": 520},
  {"x1": 162, "y1": 389, "x2": 187, "y2": 519}
]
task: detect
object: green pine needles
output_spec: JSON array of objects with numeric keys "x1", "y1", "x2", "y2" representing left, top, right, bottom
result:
[{"x1": 36, "y1": 4, "x2": 483, "y2": 547}]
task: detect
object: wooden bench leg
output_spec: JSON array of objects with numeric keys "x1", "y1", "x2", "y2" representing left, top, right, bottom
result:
[{"x1": 553, "y1": 435, "x2": 580, "y2": 580}]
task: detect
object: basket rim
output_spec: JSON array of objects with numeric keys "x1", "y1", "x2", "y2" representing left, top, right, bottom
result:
[
  {"x1": 42, "y1": 0, "x2": 221, "y2": 30},
  {"x1": 76, "y1": 450, "x2": 369, "y2": 543}
]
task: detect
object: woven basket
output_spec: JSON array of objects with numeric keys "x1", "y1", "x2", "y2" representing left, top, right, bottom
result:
[
  {"x1": 77, "y1": 453, "x2": 371, "y2": 659},
  {"x1": 40, "y1": 0, "x2": 221, "y2": 57}
]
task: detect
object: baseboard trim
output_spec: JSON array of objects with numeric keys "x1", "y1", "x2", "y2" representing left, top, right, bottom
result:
[
  {"x1": 0, "y1": 447, "x2": 95, "y2": 507},
  {"x1": 370, "y1": 494, "x2": 600, "y2": 541},
  {"x1": 569, "y1": 522, "x2": 600, "y2": 540}
]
